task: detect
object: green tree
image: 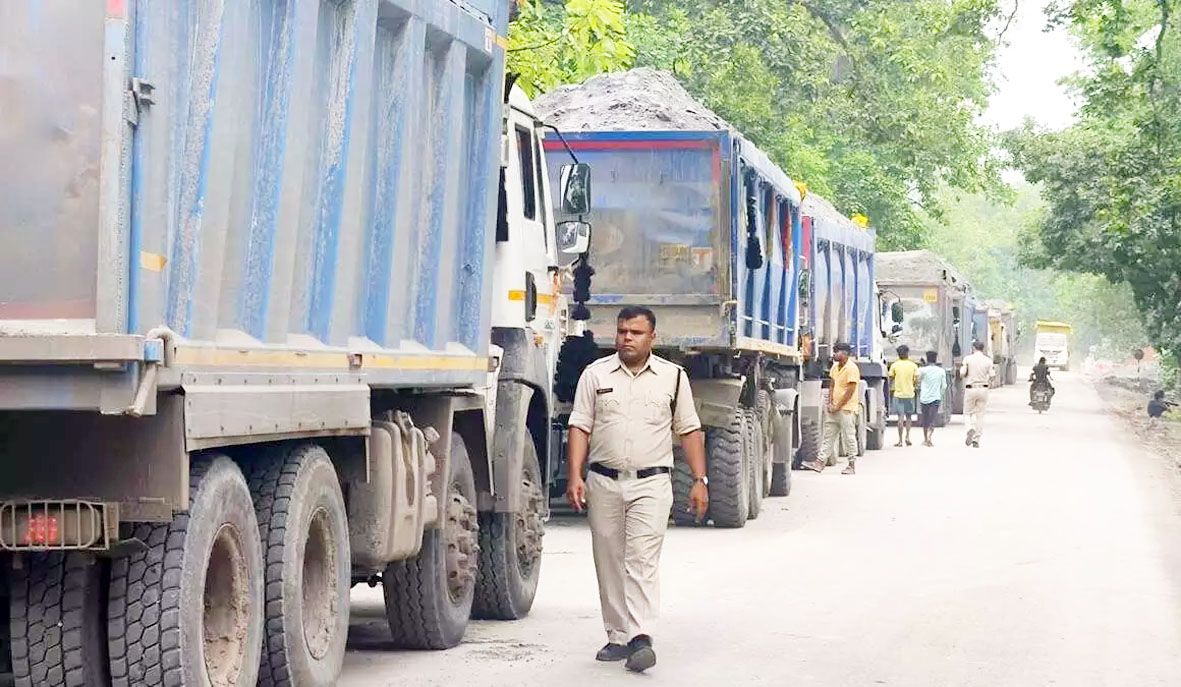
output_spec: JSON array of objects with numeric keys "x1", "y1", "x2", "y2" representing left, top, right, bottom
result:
[
  {"x1": 1008, "y1": 0, "x2": 1181, "y2": 369},
  {"x1": 507, "y1": 0, "x2": 635, "y2": 96}
]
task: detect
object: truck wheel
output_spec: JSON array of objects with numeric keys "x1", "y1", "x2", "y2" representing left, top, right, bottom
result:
[
  {"x1": 706, "y1": 411, "x2": 749, "y2": 528},
  {"x1": 473, "y1": 438, "x2": 545, "y2": 620},
  {"x1": 670, "y1": 448, "x2": 700, "y2": 526},
  {"x1": 856, "y1": 405, "x2": 868, "y2": 457},
  {"x1": 247, "y1": 444, "x2": 349, "y2": 686},
  {"x1": 794, "y1": 420, "x2": 820, "y2": 469},
  {"x1": 745, "y1": 408, "x2": 765, "y2": 521},
  {"x1": 384, "y1": 432, "x2": 478, "y2": 649},
  {"x1": 11, "y1": 553, "x2": 110, "y2": 687},
  {"x1": 108, "y1": 455, "x2": 264, "y2": 687}
]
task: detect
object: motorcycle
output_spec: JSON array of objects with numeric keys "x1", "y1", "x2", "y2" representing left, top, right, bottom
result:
[{"x1": 1030, "y1": 384, "x2": 1053, "y2": 413}]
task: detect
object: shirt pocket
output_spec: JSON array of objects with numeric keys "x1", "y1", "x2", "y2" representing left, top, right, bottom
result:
[
  {"x1": 644, "y1": 390, "x2": 673, "y2": 424},
  {"x1": 595, "y1": 392, "x2": 621, "y2": 420}
]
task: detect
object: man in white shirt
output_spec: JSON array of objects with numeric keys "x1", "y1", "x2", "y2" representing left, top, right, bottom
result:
[{"x1": 960, "y1": 341, "x2": 995, "y2": 448}]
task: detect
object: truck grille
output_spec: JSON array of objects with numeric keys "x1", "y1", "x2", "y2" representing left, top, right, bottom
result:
[{"x1": 0, "y1": 501, "x2": 110, "y2": 551}]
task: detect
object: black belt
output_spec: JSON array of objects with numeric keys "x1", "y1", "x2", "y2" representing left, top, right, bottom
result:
[{"x1": 589, "y1": 463, "x2": 671, "y2": 480}]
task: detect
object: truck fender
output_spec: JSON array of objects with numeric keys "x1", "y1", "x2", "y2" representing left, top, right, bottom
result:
[
  {"x1": 489, "y1": 380, "x2": 535, "y2": 513},
  {"x1": 690, "y1": 377, "x2": 746, "y2": 429},
  {"x1": 771, "y1": 389, "x2": 799, "y2": 466}
]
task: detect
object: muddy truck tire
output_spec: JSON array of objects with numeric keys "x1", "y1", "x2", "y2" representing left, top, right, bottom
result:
[
  {"x1": 384, "y1": 433, "x2": 479, "y2": 649},
  {"x1": 10, "y1": 553, "x2": 110, "y2": 687},
  {"x1": 793, "y1": 420, "x2": 821, "y2": 469},
  {"x1": 670, "y1": 448, "x2": 701, "y2": 526},
  {"x1": 247, "y1": 444, "x2": 350, "y2": 687},
  {"x1": 473, "y1": 438, "x2": 545, "y2": 621},
  {"x1": 108, "y1": 455, "x2": 264, "y2": 687},
  {"x1": 706, "y1": 411, "x2": 749, "y2": 528},
  {"x1": 745, "y1": 408, "x2": 765, "y2": 521}
]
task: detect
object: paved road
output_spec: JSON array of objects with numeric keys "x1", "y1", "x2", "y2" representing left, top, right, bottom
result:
[{"x1": 340, "y1": 373, "x2": 1181, "y2": 686}]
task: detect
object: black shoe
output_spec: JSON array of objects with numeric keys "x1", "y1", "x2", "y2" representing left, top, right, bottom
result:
[
  {"x1": 625, "y1": 635, "x2": 657, "y2": 673},
  {"x1": 964, "y1": 431, "x2": 974, "y2": 447},
  {"x1": 596, "y1": 643, "x2": 629, "y2": 662},
  {"x1": 972, "y1": 441, "x2": 980, "y2": 448}
]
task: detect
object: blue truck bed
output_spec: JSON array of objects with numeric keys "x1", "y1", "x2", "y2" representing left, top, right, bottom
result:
[
  {"x1": 543, "y1": 130, "x2": 804, "y2": 358},
  {"x1": 0, "y1": 0, "x2": 508, "y2": 410}
]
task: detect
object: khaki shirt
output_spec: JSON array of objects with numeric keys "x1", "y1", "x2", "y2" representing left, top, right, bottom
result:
[
  {"x1": 568, "y1": 353, "x2": 702, "y2": 469},
  {"x1": 960, "y1": 351, "x2": 994, "y2": 387}
]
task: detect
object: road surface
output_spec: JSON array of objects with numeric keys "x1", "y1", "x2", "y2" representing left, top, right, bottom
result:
[{"x1": 340, "y1": 373, "x2": 1181, "y2": 685}]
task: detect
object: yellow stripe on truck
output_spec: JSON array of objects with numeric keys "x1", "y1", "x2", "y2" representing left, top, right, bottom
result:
[
  {"x1": 507, "y1": 290, "x2": 557, "y2": 305},
  {"x1": 172, "y1": 347, "x2": 487, "y2": 371}
]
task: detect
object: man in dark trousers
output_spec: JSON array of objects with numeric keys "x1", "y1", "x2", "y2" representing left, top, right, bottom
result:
[{"x1": 565, "y1": 306, "x2": 709, "y2": 673}]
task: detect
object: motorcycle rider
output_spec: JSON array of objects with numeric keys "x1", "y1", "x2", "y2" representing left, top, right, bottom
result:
[{"x1": 1029, "y1": 357, "x2": 1055, "y2": 406}]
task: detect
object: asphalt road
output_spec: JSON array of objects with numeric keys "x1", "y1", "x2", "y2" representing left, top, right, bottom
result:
[{"x1": 339, "y1": 372, "x2": 1181, "y2": 686}]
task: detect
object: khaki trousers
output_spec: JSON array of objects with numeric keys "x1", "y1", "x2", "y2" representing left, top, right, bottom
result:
[
  {"x1": 819, "y1": 409, "x2": 858, "y2": 467},
  {"x1": 965, "y1": 387, "x2": 989, "y2": 439},
  {"x1": 586, "y1": 470, "x2": 673, "y2": 644}
]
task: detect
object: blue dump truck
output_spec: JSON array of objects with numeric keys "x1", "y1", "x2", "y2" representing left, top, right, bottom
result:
[
  {"x1": 795, "y1": 195, "x2": 888, "y2": 461},
  {"x1": 0, "y1": 1, "x2": 592, "y2": 685},
  {"x1": 539, "y1": 71, "x2": 885, "y2": 527}
]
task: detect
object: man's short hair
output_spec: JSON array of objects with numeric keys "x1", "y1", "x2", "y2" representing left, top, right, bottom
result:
[
  {"x1": 834, "y1": 342, "x2": 852, "y2": 354},
  {"x1": 897, "y1": 344, "x2": 910, "y2": 357},
  {"x1": 973, "y1": 341, "x2": 985, "y2": 351},
  {"x1": 925, "y1": 350, "x2": 938, "y2": 363},
  {"x1": 617, "y1": 306, "x2": 656, "y2": 331}
]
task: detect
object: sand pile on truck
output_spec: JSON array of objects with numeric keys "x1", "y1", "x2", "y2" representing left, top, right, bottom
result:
[
  {"x1": 534, "y1": 68, "x2": 733, "y2": 131},
  {"x1": 802, "y1": 193, "x2": 859, "y2": 230}
]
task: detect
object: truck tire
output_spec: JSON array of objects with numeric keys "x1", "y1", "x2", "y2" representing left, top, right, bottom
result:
[
  {"x1": 745, "y1": 408, "x2": 765, "y2": 521},
  {"x1": 856, "y1": 404, "x2": 868, "y2": 457},
  {"x1": 11, "y1": 553, "x2": 109, "y2": 687},
  {"x1": 108, "y1": 454, "x2": 264, "y2": 687},
  {"x1": 706, "y1": 411, "x2": 749, "y2": 528},
  {"x1": 670, "y1": 447, "x2": 700, "y2": 526},
  {"x1": 794, "y1": 420, "x2": 820, "y2": 469},
  {"x1": 384, "y1": 432, "x2": 478, "y2": 649},
  {"x1": 756, "y1": 391, "x2": 774, "y2": 498},
  {"x1": 247, "y1": 444, "x2": 350, "y2": 687},
  {"x1": 473, "y1": 438, "x2": 545, "y2": 620}
]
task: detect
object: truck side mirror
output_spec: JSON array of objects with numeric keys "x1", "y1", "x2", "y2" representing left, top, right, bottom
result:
[
  {"x1": 890, "y1": 302, "x2": 904, "y2": 324},
  {"x1": 890, "y1": 323, "x2": 903, "y2": 337},
  {"x1": 560, "y1": 163, "x2": 591, "y2": 215},
  {"x1": 556, "y1": 220, "x2": 591, "y2": 266}
]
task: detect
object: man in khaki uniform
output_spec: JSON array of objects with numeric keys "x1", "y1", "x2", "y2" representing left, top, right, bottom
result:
[
  {"x1": 960, "y1": 341, "x2": 994, "y2": 448},
  {"x1": 566, "y1": 306, "x2": 708, "y2": 673}
]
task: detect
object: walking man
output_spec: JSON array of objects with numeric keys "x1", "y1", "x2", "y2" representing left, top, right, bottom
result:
[
  {"x1": 803, "y1": 342, "x2": 861, "y2": 474},
  {"x1": 889, "y1": 345, "x2": 919, "y2": 447},
  {"x1": 917, "y1": 350, "x2": 948, "y2": 446},
  {"x1": 960, "y1": 341, "x2": 994, "y2": 448},
  {"x1": 565, "y1": 306, "x2": 709, "y2": 673}
]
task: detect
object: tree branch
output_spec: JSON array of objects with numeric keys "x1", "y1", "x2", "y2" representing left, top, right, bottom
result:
[{"x1": 998, "y1": 0, "x2": 1019, "y2": 42}]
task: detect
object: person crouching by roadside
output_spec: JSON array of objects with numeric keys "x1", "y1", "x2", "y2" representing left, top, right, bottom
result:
[
  {"x1": 917, "y1": 350, "x2": 948, "y2": 447},
  {"x1": 888, "y1": 345, "x2": 919, "y2": 447}
]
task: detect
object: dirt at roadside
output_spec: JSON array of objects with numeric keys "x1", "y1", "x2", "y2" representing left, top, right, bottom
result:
[{"x1": 1093, "y1": 374, "x2": 1181, "y2": 495}]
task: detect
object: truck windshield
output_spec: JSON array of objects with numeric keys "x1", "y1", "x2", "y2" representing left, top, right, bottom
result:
[
  {"x1": 1037, "y1": 333, "x2": 1068, "y2": 348},
  {"x1": 545, "y1": 142, "x2": 723, "y2": 295},
  {"x1": 892, "y1": 296, "x2": 942, "y2": 357}
]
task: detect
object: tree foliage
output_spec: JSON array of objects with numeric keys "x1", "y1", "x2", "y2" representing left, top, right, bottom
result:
[
  {"x1": 509, "y1": 0, "x2": 1007, "y2": 248},
  {"x1": 507, "y1": 0, "x2": 634, "y2": 96},
  {"x1": 1008, "y1": 0, "x2": 1181, "y2": 365}
]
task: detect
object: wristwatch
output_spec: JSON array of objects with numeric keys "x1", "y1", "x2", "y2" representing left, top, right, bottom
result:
[{"x1": 693, "y1": 475, "x2": 709, "y2": 486}]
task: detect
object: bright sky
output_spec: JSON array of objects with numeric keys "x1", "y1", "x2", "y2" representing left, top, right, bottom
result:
[{"x1": 983, "y1": 1, "x2": 1089, "y2": 131}]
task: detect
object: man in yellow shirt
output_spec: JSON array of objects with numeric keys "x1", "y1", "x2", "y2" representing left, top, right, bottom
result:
[
  {"x1": 888, "y1": 345, "x2": 920, "y2": 447},
  {"x1": 803, "y1": 342, "x2": 861, "y2": 475}
]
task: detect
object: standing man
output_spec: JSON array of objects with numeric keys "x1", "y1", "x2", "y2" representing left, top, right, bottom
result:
[
  {"x1": 917, "y1": 350, "x2": 948, "y2": 446},
  {"x1": 888, "y1": 345, "x2": 919, "y2": 447},
  {"x1": 960, "y1": 341, "x2": 994, "y2": 448},
  {"x1": 565, "y1": 306, "x2": 708, "y2": 673},
  {"x1": 803, "y1": 342, "x2": 861, "y2": 475}
]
